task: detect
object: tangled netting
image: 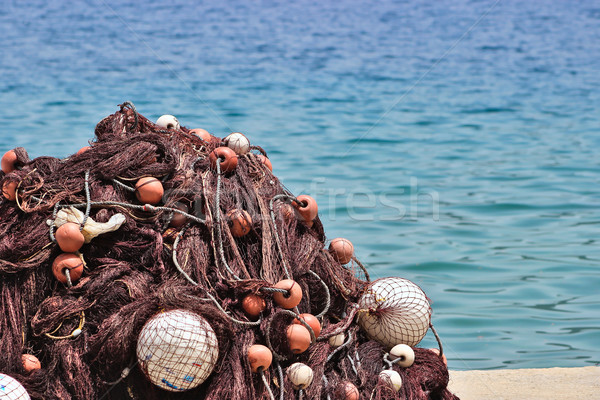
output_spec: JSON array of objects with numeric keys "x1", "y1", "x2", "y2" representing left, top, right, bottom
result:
[{"x1": 0, "y1": 103, "x2": 459, "y2": 400}]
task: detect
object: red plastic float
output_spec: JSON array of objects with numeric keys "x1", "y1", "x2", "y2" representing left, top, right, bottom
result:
[
  {"x1": 292, "y1": 313, "x2": 321, "y2": 338},
  {"x1": 55, "y1": 223, "x2": 85, "y2": 253},
  {"x1": 286, "y1": 324, "x2": 311, "y2": 354},
  {"x1": 52, "y1": 253, "x2": 84, "y2": 284},
  {"x1": 294, "y1": 195, "x2": 318, "y2": 222},
  {"x1": 189, "y1": 128, "x2": 212, "y2": 142},
  {"x1": 2, "y1": 181, "x2": 17, "y2": 201},
  {"x1": 227, "y1": 209, "x2": 252, "y2": 237},
  {"x1": 247, "y1": 344, "x2": 272, "y2": 373},
  {"x1": 209, "y1": 147, "x2": 238, "y2": 173},
  {"x1": 1, "y1": 150, "x2": 17, "y2": 173},
  {"x1": 135, "y1": 177, "x2": 164, "y2": 205},
  {"x1": 329, "y1": 238, "x2": 354, "y2": 264},
  {"x1": 256, "y1": 154, "x2": 272, "y2": 172},
  {"x1": 272, "y1": 279, "x2": 302, "y2": 309},
  {"x1": 242, "y1": 294, "x2": 266, "y2": 318},
  {"x1": 22, "y1": 354, "x2": 41, "y2": 373}
]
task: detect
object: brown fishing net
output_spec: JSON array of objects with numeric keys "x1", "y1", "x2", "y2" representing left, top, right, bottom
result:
[{"x1": 0, "y1": 103, "x2": 458, "y2": 399}]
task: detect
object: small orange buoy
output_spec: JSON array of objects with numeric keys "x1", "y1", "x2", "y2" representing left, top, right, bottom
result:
[
  {"x1": 1, "y1": 150, "x2": 17, "y2": 173},
  {"x1": 294, "y1": 195, "x2": 318, "y2": 222},
  {"x1": 329, "y1": 238, "x2": 354, "y2": 264},
  {"x1": 76, "y1": 146, "x2": 91, "y2": 155},
  {"x1": 292, "y1": 313, "x2": 321, "y2": 338},
  {"x1": 52, "y1": 253, "x2": 84, "y2": 284},
  {"x1": 189, "y1": 128, "x2": 212, "y2": 142},
  {"x1": 170, "y1": 202, "x2": 189, "y2": 228},
  {"x1": 22, "y1": 354, "x2": 41, "y2": 373},
  {"x1": 209, "y1": 147, "x2": 238, "y2": 173},
  {"x1": 272, "y1": 279, "x2": 302, "y2": 309},
  {"x1": 341, "y1": 381, "x2": 359, "y2": 400},
  {"x1": 135, "y1": 177, "x2": 164, "y2": 205},
  {"x1": 430, "y1": 348, "x2": 447, "y2": 366},
  {"x1": 286, "y1": 324, "x2": 311, "y2": 354},
  {"x1": 248, "y1": 344, "x2": 273, "y2": 373},
  {"x1": 255, "y1": 154, "x2": 272, "y2": 172},
  {"x1": 226, "y1": 209, "x2": 252, "y2": 237},
  {"x1": 242, "y1": 294, "x2": 266, "y2": 318},
  {"x1": 2, "y1": 181, "x2": 17, "y2": 201},
  {"x1": 55, "y1": 223, "x2": 85, "y2": 253}
]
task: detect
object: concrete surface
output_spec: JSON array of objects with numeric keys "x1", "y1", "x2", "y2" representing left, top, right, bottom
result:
[{"x1": 448, "y1": 366, "x2": 599, "y2": 400}]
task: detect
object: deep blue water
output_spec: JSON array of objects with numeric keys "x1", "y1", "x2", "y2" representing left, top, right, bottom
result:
[{"x1": 1, "y1": 0, "x2": 599, "y2": 371}]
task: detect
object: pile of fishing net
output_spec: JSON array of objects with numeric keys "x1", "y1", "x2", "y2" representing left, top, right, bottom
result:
[{"x1": 0, "y1": 103, "x2": 458, "y2": 400}]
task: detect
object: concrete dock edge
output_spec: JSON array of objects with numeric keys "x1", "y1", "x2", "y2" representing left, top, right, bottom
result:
[{"x1": 448, "y1": 366, "x2": 599, "y2": 400}]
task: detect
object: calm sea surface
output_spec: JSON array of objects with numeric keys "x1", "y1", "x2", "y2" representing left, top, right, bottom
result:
[{"x1": 1, "y1": 0, "x2": 599, "y2": 370}]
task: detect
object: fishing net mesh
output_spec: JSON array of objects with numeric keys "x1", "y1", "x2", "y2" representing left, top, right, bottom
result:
[{"x1": 0, "y1": 103, "x2": 458, "y2": 400}]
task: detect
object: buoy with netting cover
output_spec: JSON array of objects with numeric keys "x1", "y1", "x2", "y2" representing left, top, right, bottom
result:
[
  {"x1": 358, "y1": 277, "x2": 431, "y2": 347},
  {"x1": 0, "y1": 374, "x2": 30, "y2": 399},
  {"x1": 136, "y1": 309, "x2": 219, "y2": 392}
]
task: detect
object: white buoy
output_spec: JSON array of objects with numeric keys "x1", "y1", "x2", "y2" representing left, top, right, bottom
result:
[
  {"x1": 156, "y1": 115, "x2": 180, "y2": 130},
  {"x1": 389, "y1": 344, "x2": 415, "y2": 368},
  {"x1": 136, "y1": 309, "x2": 219, "y2": 392},
  {"x1": 224, "y1": 132, "x2": 250, "y2": 154},
  {"x1": 0, "y1": 374, "x2": 30, "y2": 400},
  {"x1": 358, "y1": 277, "x2": 431, "y2": 347},
  {"x1": 328, "y1": 333, "x2": 345, "y2": 348},
  {"x1": 379, "y1": 369, "x2": 402, "y2": 392},
  {"x1": 286, "y1": 363, "x2": 314, "y2": 390}
]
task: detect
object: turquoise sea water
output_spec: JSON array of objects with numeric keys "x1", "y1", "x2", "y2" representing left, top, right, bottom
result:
[{"x1": 1, "y1": 1, "x2": 599, "y2": 371}]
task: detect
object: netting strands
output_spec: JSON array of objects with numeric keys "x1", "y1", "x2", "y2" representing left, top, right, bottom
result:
[{"x1": 0, "y1": 103, "x2": 457, "y2": 400}]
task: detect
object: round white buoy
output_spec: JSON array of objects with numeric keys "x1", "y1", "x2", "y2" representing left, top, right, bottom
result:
[
  {"x1": 156, "y1": 115, "x2": 180, "y2": 130},
  {"x1": 358, "y1": 277, "x2": 431, "y2": 348},
  {"x1": 286, "y1": 363, "x2": 314, "y2": 390},
  {"x1": 389, "y1": 344, "x2": 415, "y2": 368},
  {"x1": 379, "y1": 369, "x2": 402, "y2": 392},
  {"x1": 0, "y1": 374, "x2": 30, "y2": 400},
  {"x1": 224, "y1": 132, "x2": 250, "y2": 155},
  {"x1": 136, "y1": 309, "x2": 219, "y2": 392},
  {"x1": 328, "y1": 333, "x2": 345, "y2": 348}
]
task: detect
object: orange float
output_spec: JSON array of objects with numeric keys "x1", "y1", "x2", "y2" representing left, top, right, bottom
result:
[
  {"x1": 76, "y1": 146, "x2": 91, "y2": 155},
  {"x1": 286, "y1": 324, "x2": 311, "y2": 354},
  {"x1": 55, "y1": 223, "x2": 85, "y2": 253},
  {"x1": 292, "y1": 313, "x2": 321, "y2": 338},
  {"x1": 430, "y1": 348, "x2": 447, "y2": 366},
  {"x1": 135, "y1": 177, "x2": 164, "y2": 205},
  {"x1": 247, "y1": 344, "x2": 272, "y2": 373},
  {"x1": 341, "y1": 381, "x2": 359, "y2": 400},
  {"x1": 2, "y1": 181, "x2": 17, "y2": 201},
  {"x1": 226, "y1": 209, "x2": 252, "y2": 237},
  {"x1": 294, "y1": 195, "x2": 318, "y2": 221},
  {"x1": 189, "y1": 128, "x2": 212, "y2": 142},
  {"x1": 242, "y1": 294, "x2": 266, "y2": 318},
  {"x1": 256, "y1": 154, "x2": 272, "y2": 172},
  {"x1": 1, "y1": 150, "x2": 17, "y2": 173},
  {"x1": 52, "y1": 253, "x2": 84, "y2": 284},
  {"x1": 209, "y1": 147, "x2": 238, "y2": 173},
  {"x1": 329, "y1": 238, "x2": 354, "y2": 264},
  {"x1": 169, "y1": 202, "x2": 189, "y2": 228},
  {"x1": 22, "y1": 354, "x2": 41, "y2": 373},
  {"x1": 272, "y1": 279, "x2": 302, "y2": 309}
]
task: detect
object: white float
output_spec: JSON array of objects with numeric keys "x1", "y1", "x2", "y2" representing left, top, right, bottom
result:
[
  {"x1": 389, "y1": 344, "x2": 415, "y2": 368},
  {"x1": 136, "y1": 309, "x2": 219, "y2": 392},
  {"x1": 156, "y1": 115, "x2": 180, "y2": 130},
  {"x1": 379, "y1": 369, "x2": 402, "y2": 392},
  {"x1": 224, "y1": 132, "x2": 250, "y2": 154},
  {"x1": 0, "y1": 374, "x2": 30, "y2": 400},
  {"x1": 286, "y1": 363, "x2": 313, "y2": 390},
  {"x1": 358, "y1": 277, "x2": 431, "y2": 347}
]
